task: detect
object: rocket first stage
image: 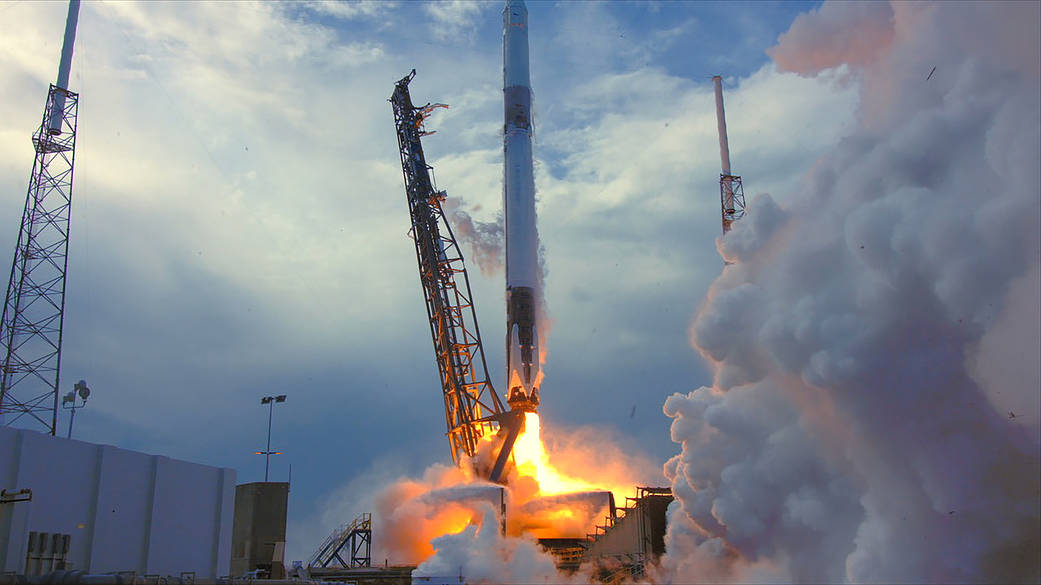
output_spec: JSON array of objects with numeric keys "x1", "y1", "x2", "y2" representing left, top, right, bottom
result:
[{"x1": 503, "y1": 0, "x2": 540, "y2": 412}]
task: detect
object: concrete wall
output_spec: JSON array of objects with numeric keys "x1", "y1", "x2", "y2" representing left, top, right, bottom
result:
[
  {"x1": 230, "y1": 482, "x2": 288, "y2": 578},
  {"x1": 0, "y1": 426, "x2": 235, "y2": 577},
  {"x1": 585, "y1": 507, "x2": 639, "y2": 557}
]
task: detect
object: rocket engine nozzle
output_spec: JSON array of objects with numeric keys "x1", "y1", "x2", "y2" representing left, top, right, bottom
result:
[{"x1": 506, "y1": 286, "x2": 539, "y2": 411}]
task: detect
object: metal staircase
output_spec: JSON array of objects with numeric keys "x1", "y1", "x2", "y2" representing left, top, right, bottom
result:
[{"x1": 307, "y1": 512, "x2": 371, "y2": 569}]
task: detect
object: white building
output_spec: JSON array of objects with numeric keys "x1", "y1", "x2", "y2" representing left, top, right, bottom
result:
[{"x1": 0, "y1": 426, "x2": 235, "y2": 578}]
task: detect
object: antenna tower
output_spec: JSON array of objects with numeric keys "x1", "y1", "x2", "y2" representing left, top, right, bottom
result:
[
  {"x1": 0, "y1": 0, "x2": 81, "y2": 434},
  {"x1": 713, "y1": 75, "x2": 746, "y2": 234}
]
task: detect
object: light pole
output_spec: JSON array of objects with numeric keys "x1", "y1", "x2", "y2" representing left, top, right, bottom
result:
[
  {"x1": 61, "y1": 380, "x2": 90, "y2": 439},
  {"x1": 257, "y1": 394, "x2": 286, "y2": 482}
]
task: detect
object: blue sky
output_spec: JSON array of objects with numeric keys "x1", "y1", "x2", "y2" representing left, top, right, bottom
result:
[{"x1": 0, "y1": 0, "x2": 866, "y2": 564}]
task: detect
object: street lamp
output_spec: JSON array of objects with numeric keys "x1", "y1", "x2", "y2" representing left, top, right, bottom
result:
[
  {"x1": 256, "y1": 394, "x2": 286, "y2": 482},
  {"x1": 61, "y1": 380, "x2": 90, "y2": 439}
]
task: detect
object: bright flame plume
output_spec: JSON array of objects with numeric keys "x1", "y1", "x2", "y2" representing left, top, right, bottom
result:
[{"x1": 511, "y1": 412, "x2": 631, "y2": 502}]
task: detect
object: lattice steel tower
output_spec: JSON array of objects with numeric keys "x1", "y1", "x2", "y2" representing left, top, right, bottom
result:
[
  {"x1": 0, "y1": 0, "x2": 82, "y2": 434},
  {"x1": 390, "y1": 70, "x2": 508, "y2": 470}
]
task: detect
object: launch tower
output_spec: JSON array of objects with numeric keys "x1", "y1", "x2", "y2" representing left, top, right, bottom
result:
[
  {"x1": 0, "y1": 0, "x2": 82, "y2": 434},
  {"x1": 390, "y1": 70, "x2": 509, "y2": 471}
]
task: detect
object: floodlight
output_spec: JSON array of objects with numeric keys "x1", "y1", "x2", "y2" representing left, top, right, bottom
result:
[
  {"x1": 258, "y1": 393, "x2": 287, "y2": 481},
  {"x1": 63, "y1": 379, "x2": 91, "y2": 439}
]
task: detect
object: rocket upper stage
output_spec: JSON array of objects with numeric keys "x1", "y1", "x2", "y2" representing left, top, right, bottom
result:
[
  {"x1": 503, "y1": 0, "x2": 537, "y2": 289},
  {"x1": 503, "y1": 0, "x2": 540, "y2": 411}
]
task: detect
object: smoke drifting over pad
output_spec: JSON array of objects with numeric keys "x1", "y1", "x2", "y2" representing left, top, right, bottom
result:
[
  {"x1": 412, "y1": 506, "x2": 565, "y2": 584},
  {"x1": 664, "y1": 2, "x2": 1040, "y2": 583},
  {"x1": 443, "y1": 197, "x2": 505, "y2": 278}
]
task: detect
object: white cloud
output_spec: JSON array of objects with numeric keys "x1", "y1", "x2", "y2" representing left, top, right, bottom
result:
[
  {"x1": 308, "y1": 0, "x2": 395, "y2": 21},
  {"x1": 424, "y1": 1, "x2": 484, "y2": 43}
]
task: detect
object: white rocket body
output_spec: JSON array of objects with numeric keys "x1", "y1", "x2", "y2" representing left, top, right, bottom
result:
[
  {"x1": 503, "y1": 0, "x2": 540, "y2": 411},
  {"x1": 48, "y1": 0, "x2": 80, "y2": 136}
]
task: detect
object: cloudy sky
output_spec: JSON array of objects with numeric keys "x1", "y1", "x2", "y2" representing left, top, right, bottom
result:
[{"x1": 5, "y1": 1, "x2": 1034, "y2": 573}]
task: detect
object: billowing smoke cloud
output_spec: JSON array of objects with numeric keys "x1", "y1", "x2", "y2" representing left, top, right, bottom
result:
[
  {"x1": 412, "y1": 505, "x2": 568, "y2": 584},
  {"x1": 443, "y1": 197, "x2": 505, "y2": 278},
  {"x1": 663, "y1": 2, "x2": 1040, "y2": 583}
]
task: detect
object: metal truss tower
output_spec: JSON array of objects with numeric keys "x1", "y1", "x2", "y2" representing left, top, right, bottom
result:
[
  {"x1": 390, "y1": 70, "x2": 508, "y2": 468},
  {"x1": 0, "y1": 1, "x2": 81, "y2": 434},
  {"x1": 720, "y1": 175, "x2": 746, "y2": 235},
  {"x1": 713, "y1": 75, "x2": 746, "y2": 235}
]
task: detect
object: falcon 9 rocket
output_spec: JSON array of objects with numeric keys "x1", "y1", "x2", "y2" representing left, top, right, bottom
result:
[{"x1": 503, "y1": 0, "x2": 540, "y2": 412}]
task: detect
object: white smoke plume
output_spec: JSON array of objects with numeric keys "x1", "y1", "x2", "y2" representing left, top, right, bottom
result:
[
  {"x1": 443, "y1": 197, "x2": 505, "y2": 278},
  {"x1": 412, "y1": 505, "x2": 568, "y2": 584},
  {"x1": 663, "y1": 2, "x2": 1040, "y2": 583}
]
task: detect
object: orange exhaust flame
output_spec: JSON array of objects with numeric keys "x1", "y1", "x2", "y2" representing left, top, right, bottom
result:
[
  {"x1": 513, "y1": 412, "x2": 603, "y2": 496},
  {"x1": 510, "y1": 412, "x2": 636, "y2": 506}
]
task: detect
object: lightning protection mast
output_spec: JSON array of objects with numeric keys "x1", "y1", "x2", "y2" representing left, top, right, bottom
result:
[
  {"x1": 0, "y1": 0, "x2": 82, "y2": 434},
  {"x1": 714, "y1": 75, "x2": 746, "y2": 235},
  {"x1": 390, "y1": 70, "x2": 509, "y2": 473}
]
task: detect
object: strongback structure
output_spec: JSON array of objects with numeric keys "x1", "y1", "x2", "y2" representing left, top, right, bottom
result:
[
  {"x1": 713, "y1": 75, "x2": 746, "y2": 235},
  {"x1": 1, "y1": 1, "x2": 82, "y2": 434},
  {"x1": 390, "y1": 70, "x2": 509, "y2": 472}
]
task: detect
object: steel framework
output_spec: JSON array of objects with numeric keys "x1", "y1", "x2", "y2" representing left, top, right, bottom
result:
[
  {"x1": 720, "y1": 174, "x2": 745, "y2": 235},
  {"x1": 308, "y1": 512, "x2": 371, "y2": 569},
  {"x1": 390, "y1": 70, "x2": 507, "y2": 467},
  {"x1": 0, "y1": 85, "x2": 79, "y2": 434}
]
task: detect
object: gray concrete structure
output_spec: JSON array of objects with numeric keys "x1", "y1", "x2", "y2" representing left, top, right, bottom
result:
[
  {"x1": 230, "y1": 483, "x2": 288, "y2": 579},
  {"x1": 582, "y1": 487, "x2": 672, "y2": 572}
]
